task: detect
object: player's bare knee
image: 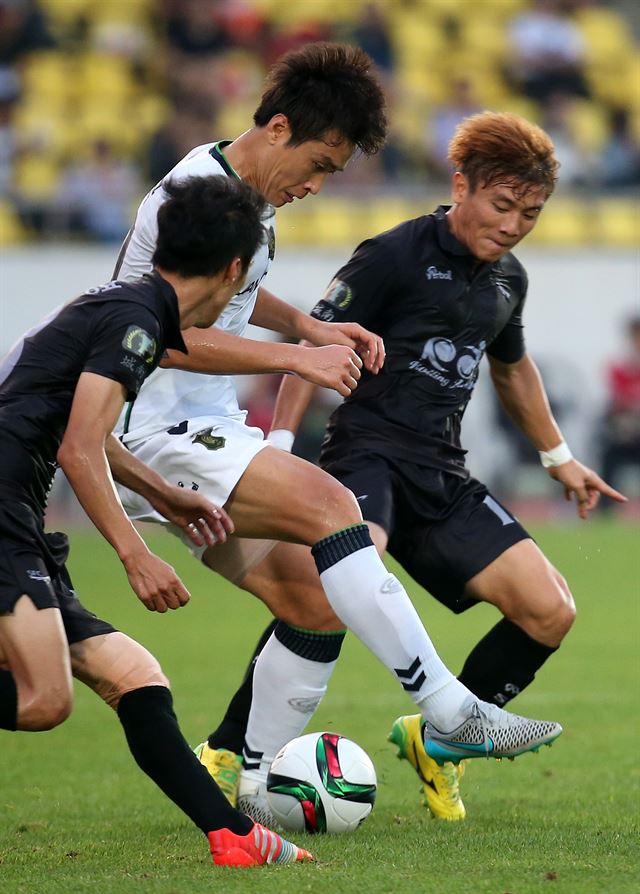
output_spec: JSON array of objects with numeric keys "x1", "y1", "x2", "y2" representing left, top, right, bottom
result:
[
  {"x1": 18, "y1": 685, "x2": 73, "y2": 731},
  {"x1": 322, "y1": 481, "x2": 362, "y2": 533},
  {"x1": 91, "y1": 646, "x2": 169, "y2": 711},
  {"x1": 551, "y1": 570, "x2": 576, "y2": 637}
]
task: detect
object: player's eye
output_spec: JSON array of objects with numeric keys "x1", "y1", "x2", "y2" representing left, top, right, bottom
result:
[
  {"x1": 313, "y1": 162, "x2": 326, "y2": 172},
  {"x1": 493, "y1": 204, "x2": 509, "y2": 213}
]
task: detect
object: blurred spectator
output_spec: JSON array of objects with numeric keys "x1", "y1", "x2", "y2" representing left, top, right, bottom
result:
[
  {"x1": 0, "y1": 0, "x2": 55, "y2": 66},
  {"x1": 55, "y1": 139, "x2": 141, "y2": 243},
  {"x1": 507, "y1": 0, "x2": 590, "y2": 105},
  {"x1": 165, "y1": 0, "x2": 231, "y2": 58},
  {"x1": 146, "y1": 94, "x2": 219, "y2": 185},
  {"x1": 599, "y1": 316, "x2": 640, "y2": 497},
  {"x1": 597, "y1": 108, "x2": 640, "y2": 190},
  {"x1": 541, "y1": 91, "x2": 596, "y2": 187},
  {"x1": 348, "y1": 3, "x2": 395, "y2": 75},
  {"x1": 0, "y1": 66, "x2": 19, "y2": 196},
  {"x1": 423, "y1": 77, "x2": 481, "y2": 178}
]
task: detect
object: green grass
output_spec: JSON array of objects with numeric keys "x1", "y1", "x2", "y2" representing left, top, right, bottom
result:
[{"x1": 1, "y1": 519, "x2": 638, "y2": 893}]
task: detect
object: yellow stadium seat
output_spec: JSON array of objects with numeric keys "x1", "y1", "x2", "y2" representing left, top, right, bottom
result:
[
  {"x1": 593, "y1": 200, "x2": 640, "y2": 248},
  {"x1": 13, "y1": 155, "x2": 61, "y2": 203},
  {"x1": 77, "y1": 53, "x2": 136, "y2": 103},
  {"x1": 0, "y1": 200, "x2": 28, "y2": 246},
  {"x1": 575, "y1": 7, "x2": 634, "y2": 66},
  {"x1": 568, "y1": 100, "x2": 610, "y2": 155},
  {"x1": 528, "y1": 200, "x2": 591, "y2": 247},
  {"x1": 20, "y1": 51, "x2": 72, "y2": 106}
]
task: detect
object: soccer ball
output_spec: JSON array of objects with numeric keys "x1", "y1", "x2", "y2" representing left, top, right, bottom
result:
[{"x1": 266, "y1": 732, "x2": 377, "y2": 834}]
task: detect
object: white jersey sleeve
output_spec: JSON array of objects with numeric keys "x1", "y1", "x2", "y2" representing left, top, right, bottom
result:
[{"x1": 113, "y1": 142, "x2": 276, "y2": 443}]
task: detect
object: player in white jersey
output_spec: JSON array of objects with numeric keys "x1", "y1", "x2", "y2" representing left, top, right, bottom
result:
[{"x1": 111, "y1": 44, "x2": 564, "y2": 817}]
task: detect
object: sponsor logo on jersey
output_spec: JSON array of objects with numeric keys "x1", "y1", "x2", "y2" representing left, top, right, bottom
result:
[
  {"x1": 192, "y1": 428, "x2": 226, "y2": 451},
  {"x1": 267, "y1": 225, "x2": 276, "y2": 261},
  {"x1": 26, "y1": 569, "x2": 51, "y2": 583},
  {"x1": 122, "y1": 326, "x2": 157, "y2": 364},
  {"x1": 323, "y1": 278, "x2": 354, "y2": 310},
  {"x1": 86, "y1": 280, "x2": 122, "y2": 294},
  {"x1": 409, "y1": 336, "x2": 486, "y2": 391},
  {"x1": 425, "y1": 266, "x2": 453, "y2": 280}
]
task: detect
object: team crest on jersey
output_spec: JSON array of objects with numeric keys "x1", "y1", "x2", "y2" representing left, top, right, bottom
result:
[
  {"x1": 323, "y1": 278, "x2": 353, "y2": 310},
  {"x1": 267, "y1": 226, "x2": 276, "y2": 261},
  {"x1": 192, "y1": 428, "x2": 226, "y2": 451},
  {"x1": 122, "y1": 326, "x2": 156, "y2": 364}
]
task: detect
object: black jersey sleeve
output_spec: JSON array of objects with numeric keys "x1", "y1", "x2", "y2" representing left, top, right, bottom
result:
[
  {"x1": 486, "y1": 268, "x2": 528, "y2": 364},
  {"x1": 310, "y1": 236, "x2": 400, "y2": 327},
  {"x1": 83, "y1": 302, "x2": 163, "y2": 400}
]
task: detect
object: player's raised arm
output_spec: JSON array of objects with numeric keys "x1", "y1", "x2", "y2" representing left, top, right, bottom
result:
[
  {"x1": 57, "y1": 372, "x2": 192, "y2": 612},
  {"x1": 160, "y1": 325, "x2": 362, "y2": 396},
  {"x1": 488, "y1": 352, "x2": 627, "y2": 517},
  {"x1": 252, "y1": 287, "x2": 385, "y2": 373}
]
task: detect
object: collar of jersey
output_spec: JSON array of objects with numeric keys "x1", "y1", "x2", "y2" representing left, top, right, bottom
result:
[
  {"x1": 434, "y1": 204, "x2": 472, "y2": 257},
  {"x1": 210, "y1": 141, "x2": 241, "y2": 179}
]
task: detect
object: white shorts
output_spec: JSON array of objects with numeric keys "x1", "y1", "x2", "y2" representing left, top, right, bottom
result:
[{"x1": 118, "y1": 416, "x2": 277, "y2": 575}]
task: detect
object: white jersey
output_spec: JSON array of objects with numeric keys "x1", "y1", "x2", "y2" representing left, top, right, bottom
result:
[{"x1": 114, "y1": 141, "x2": 276, "y2": 443}]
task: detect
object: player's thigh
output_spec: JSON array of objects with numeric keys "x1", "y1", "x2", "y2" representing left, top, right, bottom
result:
[
  {"x1": 465, "y1": 538, "x2": 575, "y2": 643},
  {"x1": 71, "y1": 631, "x2": 168, "y2": 710},
  {"x1": 226, "y1": 446, "x2": 360, "y2": 543},
  {"x1": 0, "y1": 596, "x2": 73, "y2": 727},
  {"x1": 240, "y1": 541, "x2": 344, "y2": 630}
]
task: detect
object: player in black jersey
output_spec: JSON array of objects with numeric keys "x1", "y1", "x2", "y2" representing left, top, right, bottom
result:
[
  {"x1": 201, "y1": 112, "x2": 625, "y2": 823},
  {"x1": 0, "y1": 175, "x2": 314, "y2": 867}
]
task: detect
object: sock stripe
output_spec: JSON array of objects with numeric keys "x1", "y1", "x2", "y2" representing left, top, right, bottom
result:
[
  {"x1": 274, "y1": 621, "x2": 346, "y2": 662},
  {"x1": 311, "y1": 523, "x2": 372, "y2": 574}
]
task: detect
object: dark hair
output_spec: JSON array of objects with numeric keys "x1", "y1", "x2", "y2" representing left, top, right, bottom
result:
[
  {"x1": 153, "y1": 176, "x2": 267, "y2": 277},
  {"x1": 448, "y1": 111, "x2": 559, "y2": 198},
  {"x1": 253, "y1": 42, "x2": 387, "y2": 155}
]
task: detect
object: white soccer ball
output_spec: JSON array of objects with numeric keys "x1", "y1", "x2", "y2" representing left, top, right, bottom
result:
[{"x1": 266, "y1": 732, "x2": 377, "y2": 834}]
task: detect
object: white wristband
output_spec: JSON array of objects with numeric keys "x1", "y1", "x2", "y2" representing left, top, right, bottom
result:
[
  {"x1": 539, "y1": 440, "x2": 573, "y2": 468},
  {"x1": 268, "y1": 429, "x2": 295, "y2": 452}
]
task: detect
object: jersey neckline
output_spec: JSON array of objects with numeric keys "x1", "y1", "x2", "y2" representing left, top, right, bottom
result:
[{"x1": 210, "y1": 141, "x2": 240, "y2": 179}]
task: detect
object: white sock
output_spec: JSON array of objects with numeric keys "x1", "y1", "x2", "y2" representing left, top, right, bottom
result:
[
  {"x1": 314, "y1": 530, "x2": 473, "y2": 731},
  {"x1": 242, "y1": 629, "x2": 339, "y2": 778}
]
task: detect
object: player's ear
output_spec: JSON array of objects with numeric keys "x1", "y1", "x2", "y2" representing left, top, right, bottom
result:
[
  {"x1": 226, "y1": 257, "x2": 245, "y2": 288},
  {"x1": 266, "y1": 113, "x2": 290, "y2": 145},
  {"x1": 451, "y1": 171, "x2": 469, "y2": 203}
]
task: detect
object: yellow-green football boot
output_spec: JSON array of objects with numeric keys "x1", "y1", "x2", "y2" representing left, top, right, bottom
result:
[
  {"x1": 388, "y1": 714, "x2": 466, "y2": 821},
  {"x1": 194, "y1": 742, "x2": 242, "y2": 807}
]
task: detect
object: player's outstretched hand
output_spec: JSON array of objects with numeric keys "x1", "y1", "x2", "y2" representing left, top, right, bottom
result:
[
  {"x1": 298, "y1": 344, "x2": 362, "y2": 396},
  {"x1": 548, "y1": 459, "x2": 627, "y2": 519},
  {"x1": 150, "y1": 486, "x2": 234, "y2": 547},
  {"x1": 304, "y1": 319, "x2": 385, "y2": 373},
  {"x1": 123, "y1": 548, "x2": 191, "y2": 612}
]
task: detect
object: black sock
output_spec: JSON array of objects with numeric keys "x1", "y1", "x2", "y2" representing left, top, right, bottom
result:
[
  {"x1": 117, "y1": 685, "x2": 251, "y2": 836},
  {"x1": 0, "y1": 669, "x2": 17, "y2": 730},
  {"x1": 457, "y1": 618, "x2": 557, "y2": 706},
  {"x1": 208, "y1": 619, "x2": 278, "y2": 752}
]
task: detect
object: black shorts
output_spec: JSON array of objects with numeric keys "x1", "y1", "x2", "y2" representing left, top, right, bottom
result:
[
  {"x1": 0, "y1": 499, "x2": 117, "y2": 645},
  {"x1": 322, "y1": 451, "x2": 531, "y2": 614}
]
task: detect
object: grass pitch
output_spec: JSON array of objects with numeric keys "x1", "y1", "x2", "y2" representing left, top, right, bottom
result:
[{"x1": 1, "y1": 519, "x2": 638, "y2": 894}]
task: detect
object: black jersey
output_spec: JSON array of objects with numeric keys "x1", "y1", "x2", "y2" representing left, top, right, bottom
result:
[
  {"x1": 0, "y1": 272, "x2": 186, "y2": 515},
  {"x1": 312, "y1": 206, "x2": 528, "y2": 478}
]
